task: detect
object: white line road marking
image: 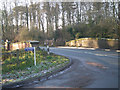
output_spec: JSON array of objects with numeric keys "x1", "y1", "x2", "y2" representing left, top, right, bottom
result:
[
  {"x1": 54, "y1": 48, "x2": 119, "y2": 59},
  {"x1": 57, "y1": 46, "x2": 120, "y2": 52}
]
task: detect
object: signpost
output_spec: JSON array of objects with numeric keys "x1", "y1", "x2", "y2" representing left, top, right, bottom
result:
[
  {"x1": 34, "y1": 47, "x2": 36, "y2": 66},
  {"x1": 25, "y1": 47, "x2": 36, "y2": 66}
]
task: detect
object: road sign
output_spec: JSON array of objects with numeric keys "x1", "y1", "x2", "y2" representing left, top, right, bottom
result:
[
  {"x1": 24, "y1": 47, "x2": 34, "y2": 52},
  {"x1": 24, "y1": 47, "x2": 36, "y2": 66}
]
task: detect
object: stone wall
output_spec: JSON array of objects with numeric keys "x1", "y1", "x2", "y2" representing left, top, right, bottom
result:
[
  {"x1": 5, "y1": 42, "x2": 32, "y2": 51},
  {"x1": 66, "y1": 38, "x2": 120, "y2": 50}
]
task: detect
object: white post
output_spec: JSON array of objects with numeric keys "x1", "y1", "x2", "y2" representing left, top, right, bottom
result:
[
  {"x1": 47, "y1": 45, "x2": 49, "y2": 55},
  {"x1": 34, "y1": 47, "x2": 36, "y2": 66}
]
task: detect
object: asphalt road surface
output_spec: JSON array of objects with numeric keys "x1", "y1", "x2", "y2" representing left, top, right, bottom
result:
[{"x1": 23, "y1": 46, "x2": 119, "y2": 88}]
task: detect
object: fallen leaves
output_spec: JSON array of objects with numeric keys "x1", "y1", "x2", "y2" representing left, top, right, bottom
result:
[{"x1": 86, "y1": 62, "x2": 108, "y2": 69}]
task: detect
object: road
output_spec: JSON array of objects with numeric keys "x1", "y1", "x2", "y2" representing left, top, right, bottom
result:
[{"x1": 23, "y1": 47, "x2": 119, "y2": 88}]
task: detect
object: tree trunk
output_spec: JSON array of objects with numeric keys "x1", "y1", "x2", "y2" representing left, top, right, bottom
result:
[
  {"x1": 118, "y1": 2, "x2": 120, "y2": 21},
  {"x1": 62, "y1": 3, "x2": 65, "y2": 29},
  {"x1": 26, "y1": 4, "x2": 29, "y2": 30}
]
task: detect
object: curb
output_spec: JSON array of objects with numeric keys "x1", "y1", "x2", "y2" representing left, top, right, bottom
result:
[{"x1": 2, "y1": 58, "x2": 73, "y2": 88}]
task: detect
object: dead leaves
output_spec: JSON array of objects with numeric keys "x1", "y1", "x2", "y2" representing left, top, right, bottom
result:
[{"x1": 86, "y1": 62, "x2": 108, "y2": 69}]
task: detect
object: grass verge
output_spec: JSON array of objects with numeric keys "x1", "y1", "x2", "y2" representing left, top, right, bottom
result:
[{"x1": 2, "y1": 48, "x2": 70, "y2": 85}]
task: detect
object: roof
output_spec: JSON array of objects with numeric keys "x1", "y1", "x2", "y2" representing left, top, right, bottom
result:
[{"x1": 26, "y1": 40, "x2": 39, "y2": 43}]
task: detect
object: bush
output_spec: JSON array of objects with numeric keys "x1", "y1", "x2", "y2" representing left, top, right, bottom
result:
[{"x1": 15, "y1": 27, "x2": 44, "y2": 42}]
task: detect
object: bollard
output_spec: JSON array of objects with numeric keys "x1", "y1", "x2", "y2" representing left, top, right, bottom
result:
[
  {"x1": 47, "y1": 45, "x2": 49, "y2": 55},
  {"x1": 16, "y1": 49, "x2": 19, "y2": 61},
  {"x1": 16, "y1": 49, "x2": 19, "y2": 67}
]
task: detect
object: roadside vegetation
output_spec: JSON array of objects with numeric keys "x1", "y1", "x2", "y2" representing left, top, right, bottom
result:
[
  {"x1": 2, "y1": 48, "x2": 69, "y2": 85},
  {"x1": 1, "y1": 2, "x2": 119, "y2": 46}
]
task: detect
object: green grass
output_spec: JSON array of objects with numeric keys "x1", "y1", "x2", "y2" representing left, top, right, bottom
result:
[
  {"x1": 2, "y1": 51, "x2": 34, "y2": 74},
  {"x1": 2, "y1": 48, "x2": 69, "y2": 85}
]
